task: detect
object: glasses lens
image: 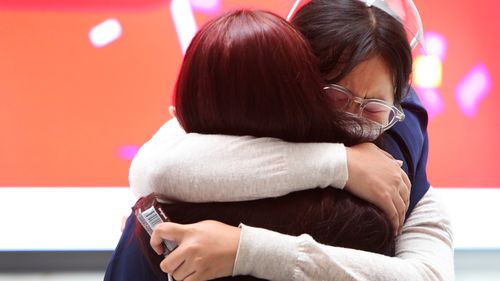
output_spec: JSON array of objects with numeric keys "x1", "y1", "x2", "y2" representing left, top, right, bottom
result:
[
  {"x1": 361, "y1": 102, "x2": 393, "y2": 126},
  {"x1": 325, "y1": 87, "x2": 351, "y2": 110}
]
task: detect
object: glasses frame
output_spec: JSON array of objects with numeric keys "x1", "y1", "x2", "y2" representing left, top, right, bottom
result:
[{"x1": 324, "y1": 83, "x2": 405, "y2": 131}]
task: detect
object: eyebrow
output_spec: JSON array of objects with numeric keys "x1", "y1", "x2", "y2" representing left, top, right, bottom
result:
[{"x1": 340, "y1": 84, "x2": 392, "y2": 102}]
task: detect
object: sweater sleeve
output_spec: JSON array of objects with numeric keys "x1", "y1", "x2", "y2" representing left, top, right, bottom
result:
[
  {"x1": 233, "y1": 187, "x2": 454, "y2": 281},
  {"x1": 129, "y1": 118, "x2": 348, "y2": 201}
]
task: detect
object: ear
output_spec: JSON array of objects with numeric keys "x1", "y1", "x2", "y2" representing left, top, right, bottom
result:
[{"x1": 168, "y1": 106, "x2": 177, "y2": 118}]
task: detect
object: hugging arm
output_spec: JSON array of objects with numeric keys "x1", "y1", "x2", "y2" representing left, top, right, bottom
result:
[
  {"x1": 129, "y1": 118, "x2": 349, "y2": 201},
  {"x1": 148, "y1": 188, "x2": 453, "y2": 281},
  {"x1": 130, "y1": 118, "x2": 409, "y2": 230},
  {"x1": 233, "y1": 187, "x2": 453, "y2": 281}
]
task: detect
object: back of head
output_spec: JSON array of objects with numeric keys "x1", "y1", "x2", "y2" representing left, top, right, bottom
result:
[
  {"x1": 292, "y1": 0, "x2": 412, "y2": 104},
  {"x1": 175, "y1": 9, "x2": 366, "y2": 144}
]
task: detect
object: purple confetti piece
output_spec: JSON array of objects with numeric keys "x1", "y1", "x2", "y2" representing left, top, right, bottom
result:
[
  {"x1": 118, "y1": 145, "x2": 140, "y2": 160},
  {"x1": 189, "y1": 0, "x2": 221, "y2": 13},
  {"x1": 456, "y1": 64, "x2": 491, "y2": 117},
  {"x1": 416, "y1": 88, "x2": 444, "y2": 119}
]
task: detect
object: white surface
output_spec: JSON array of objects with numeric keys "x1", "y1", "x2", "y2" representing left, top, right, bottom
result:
[
  {"x1": 0, "y1": 187, "x2": 498, "y2": 250},
  {"x1": 0, "y1": 188, "x2": 135, "y2": 251},
  {"x1": 434, "y1": 188, "x2": 500, "y2": 249}
]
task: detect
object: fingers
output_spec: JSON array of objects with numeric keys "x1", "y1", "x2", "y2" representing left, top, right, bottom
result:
[
  {"x1": 385, "y1": 199, "x2": 400, "y2": 235},
  {"x1": 153, "y1": 220, "x2": 239, "y2": 280},
  {"x1": 184, "y1": 271, "x2": 205, "y2": 281},
  {"x1": 162, "y1": 243, "x2": 204, "y2": 281},
  {"x1": 380, "y1": 183, "x2": 407, "y2": 236},
  {"x1": 393, "y1": 191, "x2": 406, "y2": 235},
  {"x1": 151, "y1": 222, "x2": 185, "y2": 255},
  {"x1": 379, "y1": 193, "x2": 400, "y2": 236},
  {"x1": 160, "y1": 243, "x2": 187, "y2": 274},
  {"x1": 401, "y1": 170, "x2": 411, "y2": 204},
  {"x1": 345, "y1": 142, "x2": 412, "y2": 236},
  {"x1": 399, "y1": 177, "x2": 410, "y2": 207},
  {"x1": 378, "y1": 161, "x2": 411, "y2": 236},
  {"x1": 394, "y1": 169, "x2": 410, "y2": 234},
  {"x1": 171, "y1": 259, "x2": 196, "y2": 281}
]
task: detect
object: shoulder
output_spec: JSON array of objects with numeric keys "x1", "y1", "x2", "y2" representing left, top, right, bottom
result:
[
  {"x1": 400, "y1": 87, "x2": 428, "y2": 131},
  {"x1": 385, "y1": 87, "x2": 429, "y2": 165}
]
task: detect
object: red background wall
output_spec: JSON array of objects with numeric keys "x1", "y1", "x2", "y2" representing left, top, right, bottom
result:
[{"x1": 0, "y1": 0, "x2": 498, "y2": 187}]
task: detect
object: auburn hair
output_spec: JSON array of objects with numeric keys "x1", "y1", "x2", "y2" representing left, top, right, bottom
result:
[{"x1": 174, "y1": 9, "x2": 370, "y2": 145}]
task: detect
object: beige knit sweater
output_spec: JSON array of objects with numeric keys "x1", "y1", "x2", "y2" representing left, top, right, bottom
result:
[{"x1": 130, "y1": 118, "x2": 454, "y2": 281}]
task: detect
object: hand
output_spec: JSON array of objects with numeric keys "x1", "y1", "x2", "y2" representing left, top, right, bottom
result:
[
  {"x1": 345, "y1": 143, "x2": 411, "y2": 235},
  {"x1": 150, "y1": 220, "x2": 241, "y2": 281}
]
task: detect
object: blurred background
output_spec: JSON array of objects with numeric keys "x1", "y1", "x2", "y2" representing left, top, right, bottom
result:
[{"x1": 0, "y1": 0, "x2": 499, "y2": 280}]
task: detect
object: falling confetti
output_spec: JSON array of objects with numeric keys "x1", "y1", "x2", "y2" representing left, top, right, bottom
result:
[
  {"x1": 118, "y1": 145, "x2": 140, "y2": 160},
  {"x1": 89, "y1": 18, "x2": 122, "y2": 48},
  {"x1": 456, "y1": 64, "x2": 491, "y2": 117},
  {"x1": 189, "y1": 0, "x2": 220, "y2": 13},
  {"x1": 424, "y1": 31, "x2": 447, "y2": 60},
  {"x1": 417, "y1": 88, "x2": 444, "y2": 119}
]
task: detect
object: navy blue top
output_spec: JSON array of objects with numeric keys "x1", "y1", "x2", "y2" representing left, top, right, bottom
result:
[
  {"x1": 384, "y1": 88, "x2": 430, "y2": 218},
  {"x1": 104, "y1": 212, "x2": 168, "y2": 281},
  {"x1": 104, "y1": 88, "x2": 431, "y2": 280}
]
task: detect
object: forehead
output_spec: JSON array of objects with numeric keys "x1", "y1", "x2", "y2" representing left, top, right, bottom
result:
[{"x1": 338, "y1": 56, "x2": 394, "y2": 102}]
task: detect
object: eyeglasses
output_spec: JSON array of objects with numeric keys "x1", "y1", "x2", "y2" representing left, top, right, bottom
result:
[{"x1": 324, "y1": 84, "x2": 405, "y2": 131}]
